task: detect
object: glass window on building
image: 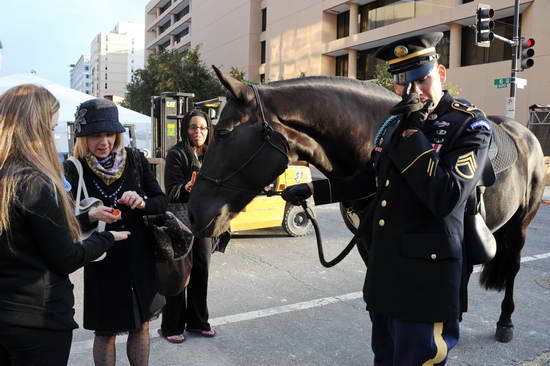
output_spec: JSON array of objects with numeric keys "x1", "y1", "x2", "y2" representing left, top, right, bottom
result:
[
  {"x1": 337, "y1": 11, "x2": 350, "y2": 39},
  {"x1": 436, "y1": 31, "x2": 450, "y2": 68},
  {"x1": 357, "y1": 48, "x2": 382, "y2": 80},
  {"x1": 105, "y1": 83, "x2": 108, "y2": 89},
  {"x1": 260, "y1": 74, "x2": 266, "y2": 83},
  {"x1": 359, "y1": 0, "x2": 455, "y2": 32},
  {"x1": 261, "y1": 8, "x2": 267, "y2": 32},
  {"x1": 461, "y1": 16, "x2": 517, "y2": 67},
  {"x1": 261, "y1": 41, "x2": 266, "y2": 64},
  {"x1": 336, "y1": 55, "x2": 348, "y2": 77}
]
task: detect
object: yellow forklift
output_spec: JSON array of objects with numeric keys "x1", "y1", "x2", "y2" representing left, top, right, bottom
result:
[{"x1": 150, "y1": 92, "x2": 315, "y2": 236}]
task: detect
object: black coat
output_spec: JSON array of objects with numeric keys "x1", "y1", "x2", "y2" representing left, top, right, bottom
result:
[
  {"x1": 164, "y1": 141, "x2": 198, "y2": 204},
  {"x1": 312, "y1": 93, "x2": 491, "y2": 322},
  {"x1": 63, "y1": 148, "x2": 167, "y2": 331},
  {"x1": 0, "y1": 170, "x2": 114, "y2": 331}
]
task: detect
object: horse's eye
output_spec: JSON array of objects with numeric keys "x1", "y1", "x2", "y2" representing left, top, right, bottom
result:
[{"x1": 216, "y1": 128, "x2": 233, "y2": 137}]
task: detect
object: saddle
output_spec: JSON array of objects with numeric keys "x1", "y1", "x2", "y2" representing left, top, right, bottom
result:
[{"x1": 487, "y1": 119, "x2": 518, "y2": 175}]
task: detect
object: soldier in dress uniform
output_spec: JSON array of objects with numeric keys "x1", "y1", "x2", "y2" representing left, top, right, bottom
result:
[{"x1": 281, "y1": 32, "x2": 492, "y2": 365}]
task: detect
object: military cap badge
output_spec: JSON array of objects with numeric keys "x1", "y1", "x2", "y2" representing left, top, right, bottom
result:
[{"x1": 394, "y1": 45, "x2": 409, "y2": 58}]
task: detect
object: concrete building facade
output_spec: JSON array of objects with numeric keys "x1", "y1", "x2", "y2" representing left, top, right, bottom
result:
[
  {"x1": 144, "y1": 0, "x2": 549, "y2": 124},
  {"x1": 70, "y1": 55, "x2": 91, "y2": 95},
  {"x1": 90, "y1": 22, "x2": 145, "y2": 99}
]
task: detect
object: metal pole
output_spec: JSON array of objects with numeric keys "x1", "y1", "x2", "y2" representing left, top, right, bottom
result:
[{"x1": 507, "y1": 0, "x2": 521, "y2": 118}]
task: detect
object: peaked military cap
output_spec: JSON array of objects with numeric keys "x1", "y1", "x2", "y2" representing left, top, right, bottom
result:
[
  {"x1": 375, "y1": 32, "x2": 443, "y2": 85},
  {"x1": 74, "y1": 98, "x2": 125, "y2": 137}
]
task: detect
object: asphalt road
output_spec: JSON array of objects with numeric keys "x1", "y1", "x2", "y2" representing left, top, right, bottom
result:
[{"x1": 67, "y1": 198, "x2": 550, "y2": 366}]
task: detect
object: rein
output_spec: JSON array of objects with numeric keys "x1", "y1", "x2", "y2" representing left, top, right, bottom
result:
[{"x1": 201, "y1": 84, "x2": 359, "y2": 268}]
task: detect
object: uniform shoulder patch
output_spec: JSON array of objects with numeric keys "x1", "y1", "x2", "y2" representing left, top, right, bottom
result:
[
  {"x1": 374, "y1": 115, "x2": 399, "y2": 147},
  {"x1": 451, "y1": 100, "x2": 487, "y2": 120},
  {"x1": 469, "y1": 119, "x2": 491, "y2": 131}
]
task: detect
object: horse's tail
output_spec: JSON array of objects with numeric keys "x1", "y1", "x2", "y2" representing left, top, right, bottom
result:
[{"x1": 480, "y1": 115, "x2": 545, "y2": 291}]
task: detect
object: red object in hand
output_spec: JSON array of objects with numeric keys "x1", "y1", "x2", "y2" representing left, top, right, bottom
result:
[
  {"x1": 112, "y1": 209, "x2": 121, "y2": 217},
  {"x1": 191, "y1": 171, "x2": 197, "y2": 185}
]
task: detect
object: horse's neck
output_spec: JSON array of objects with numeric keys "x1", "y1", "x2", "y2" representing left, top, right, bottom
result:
[{"x1": 268, "y1": 86, "x2": 395, "y2": 177}]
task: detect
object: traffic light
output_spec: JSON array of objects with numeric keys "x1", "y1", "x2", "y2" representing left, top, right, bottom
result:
[
  {"x1": 520, "y1": 37, "x2": 535, "y2": 70},
  {"x1": 476, "y1": 5, "x2": 495, "y2": 47}
]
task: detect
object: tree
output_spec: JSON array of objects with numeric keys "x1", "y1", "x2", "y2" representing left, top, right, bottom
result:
[
  {"x1": 123, "y1": 47, "x2": 225, "y2": 115},
  {"x1": 229, "y1": 66, "x2": 245, "y2": 82}
]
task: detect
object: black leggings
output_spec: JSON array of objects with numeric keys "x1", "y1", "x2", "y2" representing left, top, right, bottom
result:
[{"x1": 0, "y1": 324, "x2": 73, "y2": 366}]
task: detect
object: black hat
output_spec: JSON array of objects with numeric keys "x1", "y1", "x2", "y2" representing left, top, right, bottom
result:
[
  {"x1": 375, "y1": 32, "x2": 443, "y2": 85},
  {"x1": 74, "y1": 98, "x2": 125, "y2": 137}
]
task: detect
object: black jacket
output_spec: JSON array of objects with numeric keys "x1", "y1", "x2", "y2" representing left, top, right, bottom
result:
[
  {"x1": 312, "y1": 93, "x2": 491, "y2": 322},
  {"x1": 0, "y1": 170, "x2": 114, "y2": 330},
  {"x1": 63, "y1": 148, "x2": 167, "y2": 331},
  {"x1": 164, "y1": 141, "x2": 199, "y2": 204}
]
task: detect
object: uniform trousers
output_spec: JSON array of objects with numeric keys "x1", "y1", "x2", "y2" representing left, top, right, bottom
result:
[
  {"x1": 370, "y1": 312, "x2": 459, "y2": 366},
  {"x1": 161, "y1": 237, "x2": 213, "y2": 336},
  {"x1": 0, "y1": 324, "x2": 73, "y2": 366}
]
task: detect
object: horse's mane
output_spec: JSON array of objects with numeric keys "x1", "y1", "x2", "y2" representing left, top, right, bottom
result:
[
  {"x1": 261, "y1": 76, "x2": 398, "y2": 105},
  {"x1": 253, "y1": 76, "x2": 399, "y2": 176}
]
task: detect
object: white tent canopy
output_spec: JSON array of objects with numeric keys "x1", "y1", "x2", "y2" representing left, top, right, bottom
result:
[{"x1": 0, "y1": 73, "x2": 151, "y2": 152}]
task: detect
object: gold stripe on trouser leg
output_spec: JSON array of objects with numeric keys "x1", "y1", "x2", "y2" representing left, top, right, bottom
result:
[{"x1": 422, "y1": 322, "x2": 448, "y2": 366}]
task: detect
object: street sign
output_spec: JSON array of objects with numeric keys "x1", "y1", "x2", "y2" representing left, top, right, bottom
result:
[
  {"x1": 516, "y1": 77, "x2": 527, "y2": 89},
  {"x1": 494, "y1": 77, "x2": 511, "y2": 88}
]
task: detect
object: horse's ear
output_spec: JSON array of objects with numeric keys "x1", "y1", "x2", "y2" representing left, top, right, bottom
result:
[{"x1": 212, "y1": 65, "x2": 251, "y2": 102}]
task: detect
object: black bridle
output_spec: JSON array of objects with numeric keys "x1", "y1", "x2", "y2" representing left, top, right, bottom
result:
[
  {"x1": 197, "y1": 84, "x2": 289, "y2": 195},
  {"x1": 198, "y1": 84, "x2": 359, "y2": 268}
]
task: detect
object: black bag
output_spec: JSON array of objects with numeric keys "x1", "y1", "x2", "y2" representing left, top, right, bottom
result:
[{"x1": 143, "y1": 211, "x2": 194, "y2": 296}]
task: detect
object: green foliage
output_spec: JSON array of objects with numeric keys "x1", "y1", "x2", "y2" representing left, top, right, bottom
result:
[
  {"x1": 298, "y1": 71, "x2": 306, "y2": 78},
  {"x1": 443, "y1": 81, "x2": 461, "y2": 97},
  {"x1": 229, "y1": 66, "x2": 246, "y2": 82},
  {"x1": 372, "y1": 61, "x2": 393, "y2": 91},
  {"x1": 123, "y1": 46, "x2": 225, "y2": 115}
]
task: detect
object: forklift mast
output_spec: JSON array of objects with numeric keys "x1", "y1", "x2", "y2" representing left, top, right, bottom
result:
[{"x1": 151, "y1": 92, "x2": 195, "y2": 159}]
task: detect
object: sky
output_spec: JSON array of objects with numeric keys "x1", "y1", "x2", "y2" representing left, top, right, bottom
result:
[{"x1": 0, "y1": 0, "x2": 149, "y2": 86}]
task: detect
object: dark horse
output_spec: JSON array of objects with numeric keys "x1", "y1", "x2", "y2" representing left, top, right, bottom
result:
[{"x1": 188, "y1": 66, "x2": 545, "y2": 343}]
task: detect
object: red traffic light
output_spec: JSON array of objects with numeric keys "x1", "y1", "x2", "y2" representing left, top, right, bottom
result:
[{"x1": 524, "y1": 38, "x2": 535, "y2": 47}]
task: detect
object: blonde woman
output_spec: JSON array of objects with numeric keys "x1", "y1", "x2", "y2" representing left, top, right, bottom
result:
[
  {"x1": 0, "y1": 85, "x2": 129, "y2": 366},
  {"x1": 63, "y1": 98, "x2": 167, "y2": 366}
]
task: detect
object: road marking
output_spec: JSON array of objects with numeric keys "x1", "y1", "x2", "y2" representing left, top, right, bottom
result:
[{"x1": 70, "y1": 251, "x2": 550, "y2": 353}]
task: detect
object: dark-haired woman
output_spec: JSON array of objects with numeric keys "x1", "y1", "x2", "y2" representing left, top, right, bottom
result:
[{"x1": 159, "y1": 110, "x2": 217, "y2": 343}]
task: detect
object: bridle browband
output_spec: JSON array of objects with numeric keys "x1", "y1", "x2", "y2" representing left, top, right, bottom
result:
[{"x1": 197, "y1": 84, "x2": 289, "y2": 195}]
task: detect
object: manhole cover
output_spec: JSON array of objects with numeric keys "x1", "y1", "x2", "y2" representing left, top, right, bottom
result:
[{"x1": 535, "y1": 276, "x2": 550, "y2": 289}]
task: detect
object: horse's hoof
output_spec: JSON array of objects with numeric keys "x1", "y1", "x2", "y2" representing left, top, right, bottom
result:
[{"x1": 495, "y1": 325, "x2": 514, "y2": 343}]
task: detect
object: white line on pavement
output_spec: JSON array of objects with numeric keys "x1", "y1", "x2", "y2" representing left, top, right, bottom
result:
[{"x1": 70, "y1": 251, "x2": 550, "y2": 353}]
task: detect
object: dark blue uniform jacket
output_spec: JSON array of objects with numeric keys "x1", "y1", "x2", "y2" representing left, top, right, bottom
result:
[{"x1": 312, "y1": 92, "x2": 491, "y2": 322}]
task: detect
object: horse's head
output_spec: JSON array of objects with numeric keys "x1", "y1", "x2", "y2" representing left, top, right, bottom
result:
[{"x1": 187, "y1": 66, "x2": 289, "y2": 237}]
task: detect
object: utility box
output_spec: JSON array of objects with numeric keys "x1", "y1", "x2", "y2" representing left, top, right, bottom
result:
[{"x1": 151, "y1": 92, "x2": 195, "y2": 159}]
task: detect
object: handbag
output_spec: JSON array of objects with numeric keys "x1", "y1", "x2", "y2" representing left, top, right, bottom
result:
[{"x1": 143, "y1": 211, "x2": 194, "y2": 296}]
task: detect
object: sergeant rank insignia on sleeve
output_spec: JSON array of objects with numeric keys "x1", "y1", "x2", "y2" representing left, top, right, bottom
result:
[{"x1": 455, "y1": 151, "x2": 477, "y2": 179}]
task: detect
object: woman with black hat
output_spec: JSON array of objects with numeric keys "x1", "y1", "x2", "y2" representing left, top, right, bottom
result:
[
  {"x1": 0, "y1": 85, "x2": 129, "y2": 366},
  {"x1": 63, "y1": 98, "x2": 167, "y2": 366},
  {"x1": 158, "y1": 110, "x2": 217, "y2": 343}
]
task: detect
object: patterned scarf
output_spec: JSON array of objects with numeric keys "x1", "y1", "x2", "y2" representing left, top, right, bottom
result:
[{"x1": 85, "y1": 148, "x2": 127, "y2": 185}]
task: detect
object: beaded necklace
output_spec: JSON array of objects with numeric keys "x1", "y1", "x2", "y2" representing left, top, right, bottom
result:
[{"x1": 92, "y1": 175, "x2": 126, "y2": 207}]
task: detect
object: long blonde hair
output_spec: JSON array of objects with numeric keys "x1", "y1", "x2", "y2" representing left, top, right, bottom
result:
[{"x1": 0, "y1": 84, "x2": 81, "y2": 240}]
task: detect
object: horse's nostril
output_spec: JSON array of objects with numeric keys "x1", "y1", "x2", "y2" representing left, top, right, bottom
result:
[{"x1": 188, "y1": 211, "x2": 195, "y2": 225}]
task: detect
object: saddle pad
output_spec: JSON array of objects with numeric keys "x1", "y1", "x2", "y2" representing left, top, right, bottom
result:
[{"x1": 488, "y1": 120, "x2": 517, "y2": 175}]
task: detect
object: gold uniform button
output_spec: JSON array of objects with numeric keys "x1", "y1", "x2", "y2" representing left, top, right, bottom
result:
[
  {"x1": 381, "y1": 200, "x2": 387, "y2": 207},
  {"x1": 431, "y1": 254, "x2": 437, "y2": 260},
  {"x1": 385, "y1": 179, "x2": 390, "y2": 187},
  {"x1": 378, "y1": 219, "x2": 385, "y2": 227}
]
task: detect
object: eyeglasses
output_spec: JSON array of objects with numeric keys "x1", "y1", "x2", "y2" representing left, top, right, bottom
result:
[{"x1": 189, "y1": 126, "x2": 208, "y2": 132}]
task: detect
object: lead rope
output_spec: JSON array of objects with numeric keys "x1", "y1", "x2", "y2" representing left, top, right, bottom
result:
[{"x1": 263, "y1": 190, "x2": 362, "y2": 268}]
